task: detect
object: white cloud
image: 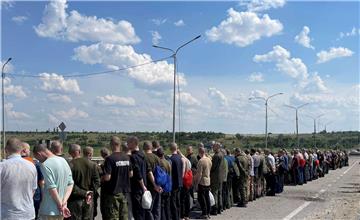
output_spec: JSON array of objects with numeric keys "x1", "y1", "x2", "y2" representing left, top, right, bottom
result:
[
  {"x1": 246, "y1": 0, "x2": 286, "y2": 12},
  {"x1": 316, "y1": 47, "x2": 354, "y2": 63},
  {"x1": 248, "y1": 72, "x2": 264, "y2": 82},
  {"x1": 150, "y1": 31, "x2": 162, "y2": 45},
  {"x1": 295, "y1": 26, "x2": 314, "y2": 49},
  {"x1": 5, "y1": 103, "x2": 30, "y2": 119},
  {"x1": 254, "y1": 45, "x2": 328, "y2": 93},
  {"x1": 47, "y1": 94, "x2": 72, "y2": 103},
  {"x1": 96, "y1": 95, "x2": 136, "y2": 106},
  {"x1": 55, "y1": 107, "x2": 88, "y2": 119},
  {"x1": 111, "y1": 108, "x2": 171, "y2": 119},
  {"x1": 12, "y1": 16, "x2": 28, "y2": 25},
  {"x1": 34, "y1": 0, "x2": 140, "y2": 44},
  {"x1": 206, "y1": 8, "x2": 283, "y2": 47},
  {"x1": 39, "y1": 73, "x2": 82, "y2": 95},
  {"x1": 339, "y1": 27, "x2": 359, "y2": 39},
  {"x1": 73, "y1": 42, "x2": 186, "y2": 90},
  {"x1": 151, "y1": 18, "x2": 167, "y2": 26},
  {"x1": 3, "y1": 77, "x2": 27, "y2": 99},
  {"x1": 250, "y1": 89, "x2": 268, "y2": 99},
  {"x1": 177, "y1": 92, "x2": 201, "y2": 106},
  {"x1": 254, "y1": 45, "x2": 308, "y2": 81},
  {"x1": 301, "y1": 72, "x2": 328, "y2": 93},
  {"x1": 208, "y1": 87, "x2": 228, "y2": 106},
  {"x1": 174, "y1": 19, "x2": 185, "y2": 27}
]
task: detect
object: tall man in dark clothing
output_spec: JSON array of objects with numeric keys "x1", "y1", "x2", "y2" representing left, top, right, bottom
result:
[
  {"x1": 210, "y1": 142, "x2": 224, "y2": 215},
  {"x1": 186, "y1": 146, "x2": 198, "y2": 207},
  {"x1": 127, "y1": 136, "x2": 148, "y2": 220},
  {"x1": 67, "y1": 144, "x2": 100, "y2": 220},
  {"x1": 169, "y1": 142, "x2": 184, "y2": 220},
  {"x1": 143, "y1": 141, "x2": 163, "y2": 220},
  {"x1": 101, "y1": 137, "x2": 133, "y2": 220}
]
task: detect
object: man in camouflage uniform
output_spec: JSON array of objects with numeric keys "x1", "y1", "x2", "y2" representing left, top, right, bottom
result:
[
  {"x1": 210, "y1": 142, "x2": 224, "y2": 215},
  {"x1": 245, "y1": 150, "x2": 254, "y2": 202},
  {"x1": 234, "y1": 148, "x2": 249, "y2": 207},
  {"x1": 258, "y1": 149, "x2": 268, "y2": 197}
]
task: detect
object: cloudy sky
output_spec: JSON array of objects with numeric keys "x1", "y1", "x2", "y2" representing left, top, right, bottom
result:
[{"x1": 1, "y1": 0, "x2": 359, "y2": 134}]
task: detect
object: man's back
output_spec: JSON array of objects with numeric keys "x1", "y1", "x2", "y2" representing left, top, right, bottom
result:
[
  {"x1": 1, "y1": 155, "x2": 37, "y2": 220},
  {"x1": 197, "y1": 156, "x2": 212, "y2": 186},
  {"x1": 103, "y1": 152, "x2": 131, "y2": 194},
  {"x1": 40, "y1": 156, "x2": 73, "y2": 216},
  {"x1": 69, "y1": 157, "x2": 100, "y2": 199},
  {"x1": 170, "y1": 153, "x2": 183, "y2": 190}
]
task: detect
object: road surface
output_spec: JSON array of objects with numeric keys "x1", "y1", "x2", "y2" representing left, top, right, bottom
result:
[{"x1": 95, "y1": 156, "x2": 360, "y2": 220}]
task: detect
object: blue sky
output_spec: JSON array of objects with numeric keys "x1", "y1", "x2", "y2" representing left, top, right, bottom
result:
[{"x1": 1, "y1": 0, "x2": 359, "y2": 134}]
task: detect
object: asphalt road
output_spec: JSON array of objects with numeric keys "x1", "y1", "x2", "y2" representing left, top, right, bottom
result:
[{"x1": 95, "y1": 156, "x2": 360, "y2": 220}]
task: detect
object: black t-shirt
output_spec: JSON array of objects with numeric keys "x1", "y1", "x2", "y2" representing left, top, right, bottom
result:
[
  {"x1": 130, "y1": 150, "x2": 147, "y2": 193},
  {"x1": 170, "y1": 153, "x2": 183, "y2": 190},
  {"x1": 103, "y1": 152, "x2": 132, "y2": 194}
]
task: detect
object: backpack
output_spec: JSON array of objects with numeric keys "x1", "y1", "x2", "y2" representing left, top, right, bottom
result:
[
  {"x1": 154, "y1": 165, "x2": 168, "y2": 187},
  {"x1": 183, "y1": 169, "x2": 193, "y2": 189},
  {"x1": 163, "y1": 173, "x2": 172, "y2": 193}
]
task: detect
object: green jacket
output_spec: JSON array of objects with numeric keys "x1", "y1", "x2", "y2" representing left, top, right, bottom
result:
[
  {"x1": 235, "y1": 153, "x2": 249, "y2": 180},
  {"x1": 210, "y1": 151, "x2": 224, "y2": 189}
]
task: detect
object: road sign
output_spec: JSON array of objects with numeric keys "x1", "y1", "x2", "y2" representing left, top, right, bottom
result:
[
  {"x1": 59, "y1": 131, "x2": 67, "y2": 142},
  {"x1": 59, "y1": 122, "x2": 66, "y2": 131}
]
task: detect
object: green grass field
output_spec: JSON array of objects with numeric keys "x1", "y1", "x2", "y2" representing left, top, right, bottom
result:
[{"x1": 2, "y1": 130, "x2": 359, "y2": 157}]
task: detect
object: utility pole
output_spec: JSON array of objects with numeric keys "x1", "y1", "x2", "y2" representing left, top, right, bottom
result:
[
  {"x1": 306, "y1": 114, "x2": 324, "y2": 148},
  {"x1": 1, "y1": 57, "x2": 12, "y2": 159},
  {"x1": 153, "y1": 35, "x2": 201, "y2": 143},
  {"x1": 249, "y1": 92, "x2": 283, "y2": 148},
  {"x1": 284, "y1": 103, "x2": 309, "y2": 148}
]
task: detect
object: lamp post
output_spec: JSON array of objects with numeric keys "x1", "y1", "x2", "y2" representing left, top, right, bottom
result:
[
  {"x1": 284, "y1": 103, "x2": 309, "y2": 148},
  {"x1": 153, "y1": 35, "x2": 201, "y2": 143},
  {"x1": 306, "y1": 114, "x2": 324, "y2": 148},
  {"x1": 249, "y1": 92, "x2": 283, "y2": 148},
  {"x1": 2, "y1": 57, "x2": 12, "y2": 159}
]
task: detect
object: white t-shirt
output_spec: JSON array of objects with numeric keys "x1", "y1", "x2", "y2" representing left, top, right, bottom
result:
[{"x1": 0, "y1": 154, "x2": 37, "y2": 220}]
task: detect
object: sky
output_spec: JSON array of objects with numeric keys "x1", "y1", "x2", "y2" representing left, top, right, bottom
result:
[{"x1": 1, "y1": 0, "x2": 359, "y2": 134}]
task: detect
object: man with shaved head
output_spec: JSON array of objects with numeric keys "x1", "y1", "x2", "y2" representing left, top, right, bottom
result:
[
  {"x1": 169, "y1": 142, "x2": 184, "y2": 220},
  {"x1": 194, "y1": 146, "x2": 212, "y2": 219},
  {"x1": 33, "y1": 142, "x2": 74, "y2": 219},
  {"x1": 68, "y1": 144, "x2": 100, "y2": 220},
  {"x1": 21, "y1": 142, "x2": 45, "y2": 219},
  {"x1": 1, "y1": 138, "x2": 37, "y2": 220},
  {"x1": 127, "y1": 136, "x2": 147, "y2": 220},
  {"x1": 51, "y1": 140, "x2": 68, "y2": 161}
]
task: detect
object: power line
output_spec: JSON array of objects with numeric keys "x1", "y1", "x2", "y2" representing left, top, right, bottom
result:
[{"x1": 7, "y1": 56, "x2": 172, "y2": 78}]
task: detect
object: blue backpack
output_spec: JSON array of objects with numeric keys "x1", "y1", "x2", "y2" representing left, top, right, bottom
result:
[{"x1": 154, "y1": 165, "x2": 172, "y2": 193}]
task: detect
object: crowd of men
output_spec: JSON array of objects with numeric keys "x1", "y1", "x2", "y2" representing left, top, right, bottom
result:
[{"x1": 0, "y1": 136, "x2": 349, "y2": 220}]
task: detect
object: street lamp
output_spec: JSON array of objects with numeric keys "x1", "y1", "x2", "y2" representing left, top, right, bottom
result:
[
  {"x1": 2, "y1": 57, "x2": 12, "y2": 159},
  {"x1": 153, "y1": 35, "x2": 201, "y2": 143},
  {"x1": 306, "y1": 114, "x2": 324, "y2": 148},
  {"x1": 249, "y1": 92, "x2": 283, "y2": 148},
  {"x1": 284, "y1": 103, "x2": 309, "y2": 148}
]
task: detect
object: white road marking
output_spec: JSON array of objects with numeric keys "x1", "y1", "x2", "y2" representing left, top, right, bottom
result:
[
  {"x1": 283, "y1": 201, "x2": 311, "y2": 220},
  {"x1": 343, "y1": 161, "x2": 358, "y2": 175}
]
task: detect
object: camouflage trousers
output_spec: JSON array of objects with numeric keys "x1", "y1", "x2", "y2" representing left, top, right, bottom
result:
[
  {"x1": 66, "y1": 199, "x2": 92, "y2": 220},
  {"x1": 101, "y1": 192, "x2": 128, "y2": 220},
  {"x1": 247, "y1": 176, "x2": 254, "y2": 201}
]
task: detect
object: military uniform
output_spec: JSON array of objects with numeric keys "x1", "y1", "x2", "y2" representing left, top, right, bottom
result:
[
  {"x1": 258, "y1": 153, "x2": 268, "y2": 197},
  {"x1": 210, "y1": 150, "x2": 224, "y2": 214},
  {"x1": 235, "y1": 152, "x2": 249, "y2": 207}
]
